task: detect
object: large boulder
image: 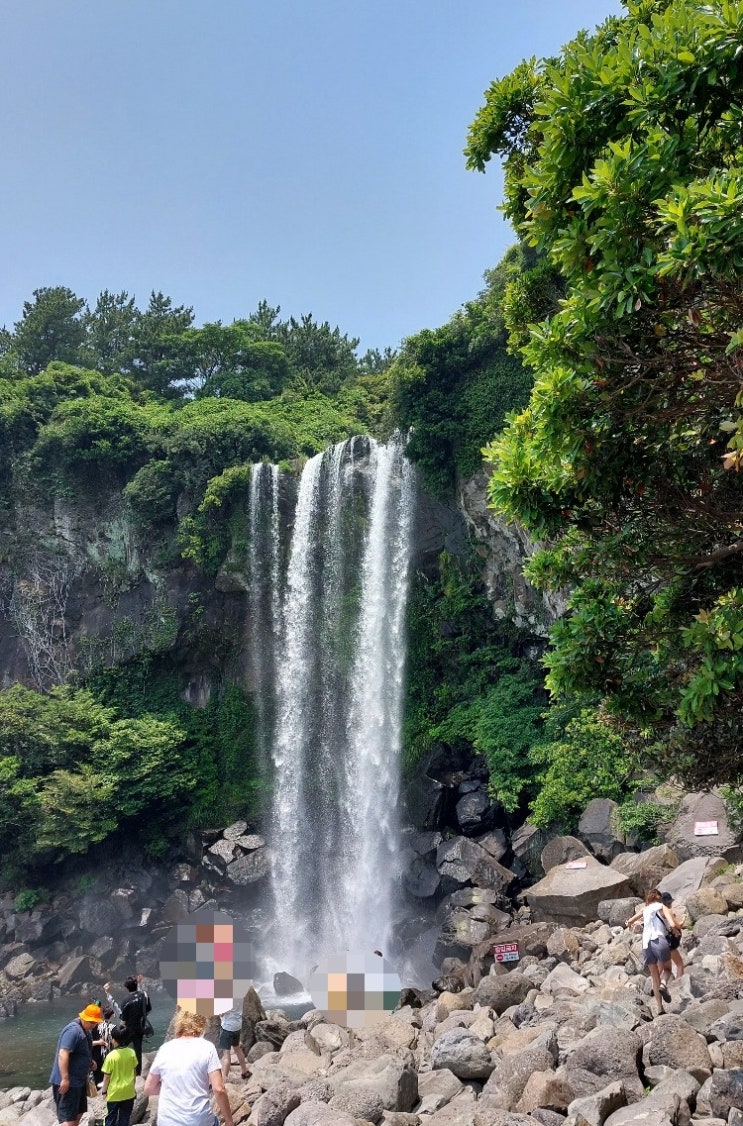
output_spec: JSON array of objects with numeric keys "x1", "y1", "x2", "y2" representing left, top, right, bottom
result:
[
  {"x1": 541, "y1": 837, "x2": 591, "y2": 873},
  {"x1": 456, "y1": 791, "x2": 497, "y2": 835},
  {"x1": 695, "y1": 1070, "x2": 743, "y2": 1120},
  {"x1": 656, "y1": 855, "x2": 729, "y2": 902},
  {"x1": 511, "y1": 824, "x2": 553, "y2": 880},
  {"x1": 661, "y1": 792, "x2": 741, "y2": 861},
  {"x1": 436, "y1": 837, "x2": 516, "y2": 895},
  {"x1": 526, "y1": 858, "x2": 633, "y2": 926},
  {"x1": 610, "y1": 845, "x2": 679, "y2": 897},
  {"x1": 578, "y1": 800, "x2": 629, "y2": 863}
]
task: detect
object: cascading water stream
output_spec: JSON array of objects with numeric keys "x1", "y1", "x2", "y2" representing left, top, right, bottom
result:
[
  {"x1": 247, "y1": 462, "x2": 281, "y2": 767},
  {"x1": 265, "y1": 434, "x2": 415, "y2": 975}
]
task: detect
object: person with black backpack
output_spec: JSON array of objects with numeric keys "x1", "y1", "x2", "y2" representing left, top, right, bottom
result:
[{"x1": 104, "y1": 977, "x2": 151, "y2": 1076}]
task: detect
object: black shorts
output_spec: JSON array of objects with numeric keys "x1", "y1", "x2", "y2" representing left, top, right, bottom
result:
[
  {"x1": 218, "y1": 1028, "x2": 240, "y2": 1050},
  {"x1": 53, "y1": 1083, "x2": 87, "y2": 1122}
]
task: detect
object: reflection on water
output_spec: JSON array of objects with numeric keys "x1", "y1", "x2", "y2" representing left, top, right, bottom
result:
[{"x1": 0, "y1": 996, "x2": 171, "y2": 1090}]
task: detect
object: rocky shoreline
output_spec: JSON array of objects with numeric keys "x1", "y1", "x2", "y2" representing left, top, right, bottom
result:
[{"x1": 5, "y1": 827, "x2": 743, "y2": 1126}]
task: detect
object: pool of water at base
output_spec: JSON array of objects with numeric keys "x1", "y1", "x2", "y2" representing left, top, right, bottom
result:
[{"x1": 0, "y1": 995, "x2": 310, "y2": 1090}]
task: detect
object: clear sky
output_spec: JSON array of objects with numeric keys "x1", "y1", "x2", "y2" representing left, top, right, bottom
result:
[{"x1": 1, "y1": 0, "x2": 621, "y2": 354}]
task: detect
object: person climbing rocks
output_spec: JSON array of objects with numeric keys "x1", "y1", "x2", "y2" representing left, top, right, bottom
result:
[
  {"x1": 661, "y1": 891, "x2": 685, "y2": 980},
  {"x1": 627, "y1": 889, "x2": 677, "y2": 1015}
]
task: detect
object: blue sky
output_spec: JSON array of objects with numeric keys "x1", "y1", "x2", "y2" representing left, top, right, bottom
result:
[{"x1": 1, "y1": 0, "x2": 621, "y2": 353}]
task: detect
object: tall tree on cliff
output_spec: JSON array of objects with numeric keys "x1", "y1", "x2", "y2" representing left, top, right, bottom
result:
[
  {"x1": 11, "y1": 286, "x2": 87, "y2": 375},
  {"x1": 466, "y1": 0, "x2": 743, "y2": 785}
]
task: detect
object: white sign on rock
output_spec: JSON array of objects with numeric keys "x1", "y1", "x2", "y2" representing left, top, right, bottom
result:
[{"x1": 694, "y1": 821, "x2": 719, "y2": 836}]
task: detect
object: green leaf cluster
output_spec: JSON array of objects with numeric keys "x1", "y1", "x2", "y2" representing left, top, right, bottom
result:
[
  {"x1": 468, "y1": 0, "x2": 743, "y2": 780},
  {"x1": 390, "y1": 246, "x2": 535, "y2": 496}
]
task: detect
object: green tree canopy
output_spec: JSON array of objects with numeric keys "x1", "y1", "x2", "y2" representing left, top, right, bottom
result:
[
  {"x1": 12, "y1": 287, "x2": 87, "y2": 375},
  {"x1": 467, "y1": 0, "x2": 743, "y2": 784}
]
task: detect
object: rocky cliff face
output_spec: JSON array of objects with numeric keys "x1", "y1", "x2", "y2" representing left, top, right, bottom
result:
[
  {"x1": 0, "y1": 462, "x2": 555, "y2": 697},
  {"x1": 458, "y1": 471, "x2": 566, "y2": 636},
  {"x1": 0, "y1": 487, "x2": 246, "y2": 702}
]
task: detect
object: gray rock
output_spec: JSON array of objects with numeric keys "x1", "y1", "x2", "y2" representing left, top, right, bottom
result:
[
  {"x1": 456, "y1": 791, "x2": 496, "y2": 835},
  {"x1": 416, "y1": 1069, "x2": 464, "y2": 1114},
  {"x1": 330, "y1": 1053, "x2": 418, "y2": 1112},
  {"x1": 4, "y1": 953, "x2": 36, "y2": 979},
  {"x1": 656, "y1": 856, "x2": 728, "y2": 902},
  {"x1": 696, "y1": 1071, "x2": 743, "y2": 1120},
  {"x1": 405, "y1": 857, "x2": 441, "y2": 899},
  {"x1": 662, "y1": 793, "x2": 740, "y2": 861},
  {"x1": 226, "y1": 846, "x2": 271, "y2": 885},
  {"x1": 254, "y1": 1082, "x2": 302, "y2": 1126},
  {"x1": 597, "y1": 899, "x2": 643, "y2": 929},
  {"x1": 436, "y1": 837, "x2": 516, "y2": 895},
  {"x1": 298, "y1": 1080, "x2": 333, "y2": 1104},
  {"x1": 274, "y1": 972, "x2": 305, "y2": 996},
  {"x1": 474, "y1": 973, "x2": 533, "y2": 1014},
  {"x1": 284, "y1": 1104, "x2": 357, "y2": 1126},
  {"x1": 430, "y1": 1028, "x2": 495, "y2": 1080},
  {"x1": 57, "y1": 954, "x2": 96, "y2": 989},
  {"x1": 511, "y1": 824, "x2": 552, "y2": 880},
  {"x1": 527, "y1": 861, "x2": 633, "y2": 927},
  {"x1": 223, "y1": 820, "x2": 249, "y2": 839},
  {"x1": 567, "y1": 1079, "x2": 627, "y2": 1126},
  {"x1": 517, "y1": 1070, "x2": 575, "y2": 1114},
  {"x1": 610, "y1": 846, "x2": 679, "y2": 897},
  {"x1": 563, "y1": 1028, "x2": 643, "y2": 1102},
  {"x1": 644, "y1": 1015, "x2": 712, "y2": 1081},
  {"x1": 482, "y1": 1048, "x2": 556, "y2": 1110},
  {"x1": 329, "y1": 1090, "x2": 385, "y2": 1123},
  {"x1": 541, "y1": 838, "x2": 591, "y2": 874},
  {"x1": 578, "y1": 800, "x2": 628, "y2": 863}
]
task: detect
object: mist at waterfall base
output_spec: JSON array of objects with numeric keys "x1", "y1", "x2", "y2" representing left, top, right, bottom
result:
[{"x1": 246, "y1": 435, "x2": 435, "y2": 995}]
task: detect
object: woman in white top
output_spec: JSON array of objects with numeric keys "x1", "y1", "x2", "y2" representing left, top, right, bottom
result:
[
  {"x1": 627, "y1": 889, "x2": 676, "y2": 1015},
  {"x1": 143, "y1": 1009, "x2": 233, "y2": 1126}
]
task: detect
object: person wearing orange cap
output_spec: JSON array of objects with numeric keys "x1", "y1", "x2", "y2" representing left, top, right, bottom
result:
[{"x1": 49, "y1": 1003, "x2": 104, "y2": 1126}]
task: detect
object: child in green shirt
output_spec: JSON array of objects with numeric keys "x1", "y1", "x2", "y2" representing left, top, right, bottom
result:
[{"x1": 100, "y1": 1024, "x2": 138, "y2": 1126}]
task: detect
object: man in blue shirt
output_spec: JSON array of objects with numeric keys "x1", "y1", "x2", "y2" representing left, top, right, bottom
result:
[{"x1": 49, "y1": 1003, "x2": 104, "y2": 1126}]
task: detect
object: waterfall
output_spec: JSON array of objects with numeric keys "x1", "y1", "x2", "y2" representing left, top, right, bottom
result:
[
  {"x1": 266, "y1": 434, "x2": 415, "y2": 974},
  {"x1": 247, "y1": 462, "x2": 281, "y2": 766}
]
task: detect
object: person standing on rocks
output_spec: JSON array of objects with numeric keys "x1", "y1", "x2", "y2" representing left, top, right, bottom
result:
[
  {"x1": 219, "y1": 1006, "x2": 248, "y2": 1081},
  {"x1": 627, "y1": 889, "x2": 677, "y2": 1015},
  {"x1": 143, "y1": 1009, "x2": 234, "y2": 1126},
  {"x1": 104, "y1": 976, "x2": 151, "y2": 1077},
  {"x1": 49, "y1": 1002, "x2": 104, "y2": 1126},
  {"x1": 100, "y1": 1023, "x2": 138, "y2": 1126}
]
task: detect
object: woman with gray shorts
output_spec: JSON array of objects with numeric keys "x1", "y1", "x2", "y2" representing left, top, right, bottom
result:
[{"x1": 627, "y1": 889, "x2": 676, "y2": 1015}]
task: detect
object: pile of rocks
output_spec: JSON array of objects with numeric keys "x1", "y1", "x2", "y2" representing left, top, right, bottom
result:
[{"x1": 8, "y1": 847, "x2": 743, "y2": 1126}]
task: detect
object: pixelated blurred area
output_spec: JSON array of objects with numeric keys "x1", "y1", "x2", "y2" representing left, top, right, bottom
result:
[
  {"x1": 158, "y1": 909, "x2": 257, "y2": 1016},
  {"x1": 309, "y1": 953, "x2": 401, "y2": 1028}
]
